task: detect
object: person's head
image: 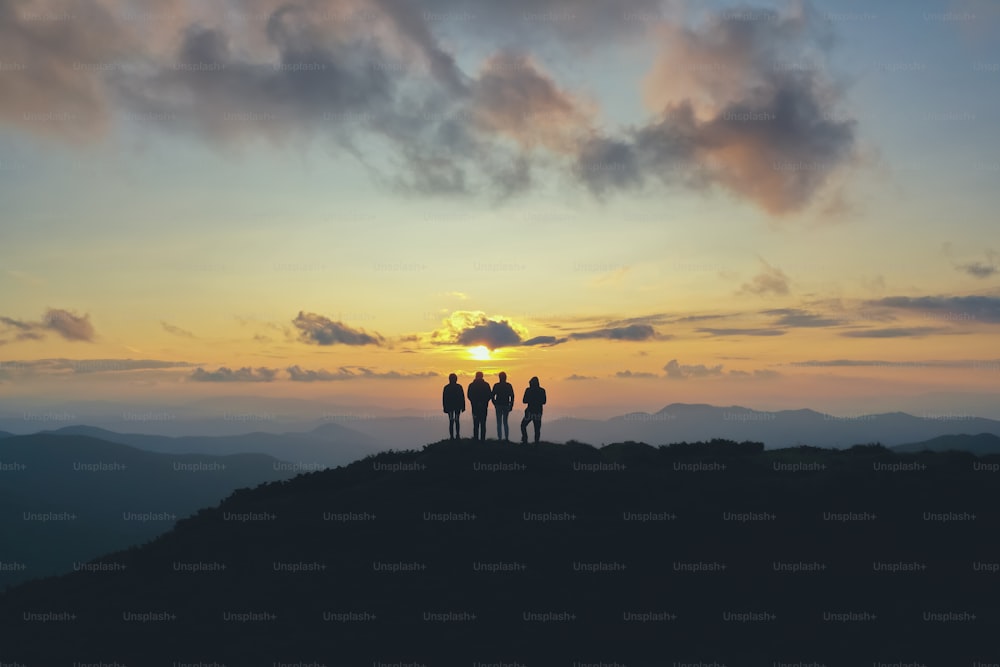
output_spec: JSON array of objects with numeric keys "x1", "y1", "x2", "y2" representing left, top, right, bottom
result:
[
  {"x1": 529, "y1": 376, "x2": 539, "y2": 387},
  {"x1": 448, "y1": 373, "x2": 458, "y2": 384},
  {"x1": 475, "y1": 371, "x2": 484, "y2": 380},
  {"x1": 498, "y1": 372, "x2": 507, "y2": 382}
]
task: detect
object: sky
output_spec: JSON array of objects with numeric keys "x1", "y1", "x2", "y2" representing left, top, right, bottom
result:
[{"x1": 2, "y1": 0, "x2": 1000, "y2": 423}]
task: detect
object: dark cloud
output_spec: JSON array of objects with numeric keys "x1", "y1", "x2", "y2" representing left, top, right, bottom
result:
[
  {"x1": 565, "y1": 373, "x2": 597, "y2": 380},
  {"x1": 839, "y1": 327, "x2": 944, "y2": 339},
  {"x1": 0, "y1": 0, "x2": 857, "y2": 215},
  {"x1": 293, "y1": 311, "x2": 384, "y2": 346},
  {"x1": 161, "y1": 321, "x2": 197, "y2": 338},
  {"x1": 41, "y1": 308, "x2": 95, "y2": 341},
  {"x1": 189, "y1": 366, "x2": 278, "y2": 382},
  {"x1": 868, "y1": 295, "x2": 1000, "y2": 323},
  {"x1": 957, "y1": 261, "x2": 998, "y2": 279},
  {"x1": 0, "y1": 308, "x2": 95, "y2": 342},
  {"x1": 696, "y1": 327, "x2": 786, "y2": 337},
  {"x1": 574, "y1": 4, "x2": 856, "y2": 213},
  {"x1": 431, "y1": 312, "x2": 528, "y2": 350},
  {"x1": 287, "y1": 365, "x2": 436, "y2": 381},
  {"x1": 761, "y1": 308, "x2": 842, "y2": 327},
  {"x1": 523, "y1": 335, "x2": 568, "y2": 346},
  {"x1": 456, "y1": 319, "x2": 524, "y2": 348},
  {"x1": 664, "y1": 359, "x2": 723, "y2": 379},
  {"x1": 570, "y1": 324, "x2": 660, "y2": 341},
  {"x1": 740, "y1": 260, "x2": 790, "y2": 296}
]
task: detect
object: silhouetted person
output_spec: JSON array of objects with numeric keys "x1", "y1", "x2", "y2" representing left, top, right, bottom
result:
[
  {"x1": 491, "y1": 372, "x2": 515, "y2": 441},
  {"x1": 442, "y1": 373, "x2": 465, "y2": 440},
  {"x1": 520, "y1": 376, "x2": 547, "y2": 444},
  {"x1": 467, "y1": 371, "x2": 492, "y2": 441}
]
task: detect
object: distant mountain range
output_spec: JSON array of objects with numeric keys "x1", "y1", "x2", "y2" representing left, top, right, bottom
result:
[
  {"x1": 37, "y1": 422, "x2": 384, "y2": 467},
  {"x1": 1, "y1": 439, "x2": 996, "y2": 662},
  {"x1": 891, "y1": 432, "x2": 1000, "y2": 455},
  {"x1": 7, "y1": 403, "x2": 1000, "y2": 452},
  {"x1": 0, "y1": 433, "x2": 297, "y2": 586}
]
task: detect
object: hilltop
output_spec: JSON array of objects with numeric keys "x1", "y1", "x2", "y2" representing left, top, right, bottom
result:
[{"x1": 1, "y1": 438, "x2": 997, "y2": 664}]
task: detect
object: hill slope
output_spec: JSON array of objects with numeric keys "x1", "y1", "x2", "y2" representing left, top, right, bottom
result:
[
  {"x1": 0, "y1": 434, "x2": 298, "y2": 586},
  {"x1": 1, "y1": 439, "x2": 998, "y2": 664}
]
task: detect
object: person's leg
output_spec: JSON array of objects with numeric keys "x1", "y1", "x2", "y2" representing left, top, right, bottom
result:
[
  {"x1": 533, "y1": 415, "x2": 542, "y2": 443},
  {"x1": 502, "y1": 410, "x2": 509, "y2": 441},
  {"x1": 448, "y1": 412, "x2": 455, "y2": 439},
  {"x1": 454, "y1": 412, "x2": 461, "y2": 439},
  {"x1": 520, "y1": 413, "x2": 529, "y2": 443},
  {"x1": 496, "y1": 410, "x2": 503, "y2": 440}
]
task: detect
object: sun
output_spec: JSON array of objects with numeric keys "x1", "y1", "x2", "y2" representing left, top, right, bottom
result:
[{"x1": 468, "y1": 345, "x2": 492, "y2": 361}]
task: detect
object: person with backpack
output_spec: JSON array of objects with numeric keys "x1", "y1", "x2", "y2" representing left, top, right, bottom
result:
[
  {"x1": 520, "y1": 376, "x2": 547, "y2": 444},
  {"x1": 466, "y1": 371, "x2": 492, "y2": 441},
  {"x1": 491, "y1": 371, "x2": 515, "y2": 442},
  {"x1": 442, "y1": 373, "x2": 466, "y2": 440}
]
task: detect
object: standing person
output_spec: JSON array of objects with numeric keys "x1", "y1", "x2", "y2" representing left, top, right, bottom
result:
[
  {"x1": 520, "y1": 376, "x2": 547, "y2": 444},
  {"x1": 466, "y1": 371, "x2": 492, "y2": 441},
  {"x1": 491, "y1": 372, "x2": 515, "y2": 442},
  {"x1": 442, "y1": 373, "x2": 466, "y2": 440}
]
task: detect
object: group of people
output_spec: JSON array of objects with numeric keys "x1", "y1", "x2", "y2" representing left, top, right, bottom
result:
[{"x1": 442, "y1": 372, "x2": 547, "y2": 443}]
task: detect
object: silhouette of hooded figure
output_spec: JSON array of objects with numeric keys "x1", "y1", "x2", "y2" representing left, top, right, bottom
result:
[
  {"x1": 520, "y1": 376, "x2": 546, "y2": 444},
  {"x1": 491, "y1": 371, "x2": 515, "y2": 441},
  {"x1": 442, "y1": 373, "x2": 465, "y2": 440},
  {"x1": 466, "y1": 371, "x2": 492, "y2": 441}
]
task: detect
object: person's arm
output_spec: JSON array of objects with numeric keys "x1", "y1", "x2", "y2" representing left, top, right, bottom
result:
[
  {"x1": 540, "y1": 388, "x2": 546, "y2": 405},
  {"x1": 443, "y1": 386, "x2": 448, "y2": 413}
]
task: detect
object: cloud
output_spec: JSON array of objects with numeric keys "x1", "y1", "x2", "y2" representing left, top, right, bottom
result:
[
  {"x1": 575, "y1": 3, "x2": 857, "y2": 213},
  {"x1": 189, "y1": 366, "x2": 278, "y2": 382},
  {"x1": 615, "y1": 370, "x2": 660, "y2": 379},
  {"x1": 42, "y1": 308, "x2": 95, "y2": 341},
  {"x1": 570, "y1": 324, "x2": 661, "y2": 342},
  {"x1": 839, "y1": 327, "x2": 945, "y2": 338},
  {"x1": 160, "y1": 321, "x2": 196, "y2": 338},
  {"x1": 664, "y1": 358, "x2": 723, "y2": 379},
  {"x1": 789, "y1": 358, "x2": 999, "y2": 368},
  {"x1": 740, "y1": 260, "x2": 790, "y2": 296},
  {"x1": 867, "y1": 295, "x2": 1000, "y2": 323},
  {"x1": 456, "y1": 319, "x2": 525, "y2": 348},
  {"x1": 430, "y1": 311, "x2": 569, "y2": 349},
  {"x1": 761, "y1": 308, "x2": 841, "y2": 327},
  {"x1": 0, "y1": 308, "x2": 95, "y2": 343},
  {"x1": 696, "y1": 327, "x2": 786, "y2": 337},
  {"x1": 293, "y1": 311, "x2": 384, "y2": 346},
  {"x1": 0, "y1": 0, "x2": 858, "y2": 214},
  {"x1": 0, "y1": 358, "x2": 196, "y2": 375},
  {"x1": 470, "y1": 51, "x2": 593, "y2": 154},
  {"x1": 287, "y1": 365, "x2": 436, "y2": 381},
  {"x1": 958, "y1": 262, "x2": 998, "y2": 278},
  {"x1": 565, "y1": 374, "x2": 597, "y2": 380},
  {"x1": 728, "y1": 369, "x2": 781, "y2": 379}
]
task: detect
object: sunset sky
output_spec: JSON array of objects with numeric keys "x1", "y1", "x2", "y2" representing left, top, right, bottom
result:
[{"x1": 2, "y1": 0, "x2": 999, "y2": 421}]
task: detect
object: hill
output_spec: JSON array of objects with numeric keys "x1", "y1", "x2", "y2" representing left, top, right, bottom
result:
[
  {"x1": 1, "y1": 438, "x2": 997, "y2": 663},
  {"x1": 0, "y1": 433, "x2": 298, "y2": 586},
  {"x1": 891, "y1": 433, "x2": 1000, "y2": 455},
  {"x1": 40, "y1": 422, "x2": 384, "y2": 467}
]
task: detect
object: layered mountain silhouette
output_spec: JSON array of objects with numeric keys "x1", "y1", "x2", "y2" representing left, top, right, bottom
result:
[
  {"x1": 891, "y1": 432, "x2": 1000, "y2": 455},
  {"x1": 7, "y1": 403, "x2": 1000, "y2": 452},
  {"x1": 2, "y1": 438, "x2": 997, "y2": 664},
  {"x1": 38, "y1": 422, "x2": 383, "y2": 467},
  {"x1": 0, "y1": 434, "x2": 299, "y2": 586}
]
